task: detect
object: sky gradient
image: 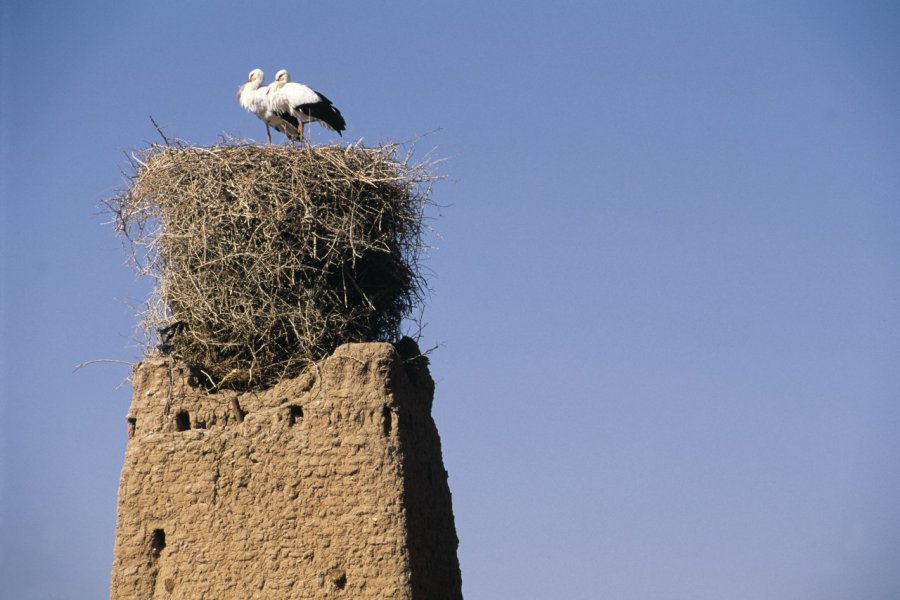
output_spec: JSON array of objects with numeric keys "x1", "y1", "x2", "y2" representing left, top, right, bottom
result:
[{"x1": 2, "y1": 1, "x2": 899, "y2": 598}]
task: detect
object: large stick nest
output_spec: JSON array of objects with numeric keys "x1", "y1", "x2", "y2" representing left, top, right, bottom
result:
[{"x1": 108, "y1": 142, "x2": 434, "y2": 390}]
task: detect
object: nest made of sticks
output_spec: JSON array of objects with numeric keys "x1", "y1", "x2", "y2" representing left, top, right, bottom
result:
[{"x1": 108, "y1": 142, "x2": 434, "y2": 390}]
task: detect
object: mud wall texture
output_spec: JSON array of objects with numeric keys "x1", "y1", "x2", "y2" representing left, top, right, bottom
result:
[{"x1": 109, "y1": 342, "x2": 462, "y2": 599}]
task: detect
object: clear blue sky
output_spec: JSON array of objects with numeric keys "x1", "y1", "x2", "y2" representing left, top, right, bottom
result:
[{"x1": 2, "y1": 1, "x2": 899, "y2": 598}]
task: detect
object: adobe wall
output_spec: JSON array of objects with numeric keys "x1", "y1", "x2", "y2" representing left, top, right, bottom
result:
[{"x1": 109, "y1": 342, "x2": 462, "y2": 599}]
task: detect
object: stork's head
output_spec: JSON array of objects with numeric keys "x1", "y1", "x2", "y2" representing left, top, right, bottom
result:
[
  {"x1": 247, "y1": 68, "x2": 265, "y2": 84},
  {"x1": 238, "y1": 68, "x2": 265, "y2": 98},
  {"x1": 274, "y1": 69, "x2": 291, "y2": 84}
]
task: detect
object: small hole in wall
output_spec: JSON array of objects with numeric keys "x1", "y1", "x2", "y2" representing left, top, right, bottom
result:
[
  {"x1": 150, "y1": 528, "x2": 166, "y2": 557},
  {"x1": 382, "y1": 405, "x2": 392, "y2": 437},
  {"x1": 288, "y1": 405, "x2": 303, "y2": 426},
  {"x1": 328, "y1": 568, "x2": 347, "y2": 590},
  {"x1": 175, "y1": 411, "x2": 190, "y2": 432},
  {"x1": 127, "y1": 417, "x2": 136, "y2": 439}
]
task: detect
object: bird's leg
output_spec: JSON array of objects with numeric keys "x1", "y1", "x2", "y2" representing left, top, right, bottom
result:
[
  {"x1": 297, "y1": 121, "x2": 305, "y2": 145},
  {"x1": 266, "y1": 124, "x2": 272, "y2": 145}
]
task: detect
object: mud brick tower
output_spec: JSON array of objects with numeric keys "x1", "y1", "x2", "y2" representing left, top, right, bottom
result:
[{"x1": 110, "y1": 342, "x2": 462, "y2": 599}]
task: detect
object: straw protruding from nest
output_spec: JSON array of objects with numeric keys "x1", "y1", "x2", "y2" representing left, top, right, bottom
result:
[{"x1": 108, "y1": 142, "x2": 434, "y2": 390}]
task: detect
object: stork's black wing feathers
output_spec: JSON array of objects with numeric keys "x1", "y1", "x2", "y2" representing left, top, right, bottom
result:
[
  {"x1": 298, "y1": 93, "x2": 346, "y2": 135},
  {"x1": 278, "y1": 112, "x2": 301, "y2": 129}
]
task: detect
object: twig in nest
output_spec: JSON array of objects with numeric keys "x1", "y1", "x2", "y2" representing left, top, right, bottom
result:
[
  {"x1": 149, "y1": 115, "x2": 171, "y2": 147},
  {"x1": 72, "y1": 358, "x2": 135, "y2": 373}
]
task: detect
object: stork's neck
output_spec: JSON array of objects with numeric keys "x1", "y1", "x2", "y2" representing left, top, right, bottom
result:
[
  {"x1": 238, "y1": 82, "x2": 256, "y2": 103},
  {"x1": 238, "y1": 81, "x2": 264, "y2": 107}
]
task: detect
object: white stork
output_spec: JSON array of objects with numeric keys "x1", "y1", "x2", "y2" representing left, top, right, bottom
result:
[
  {"x1": 237, "y1": 68, "x2": 301, "y2": 143},
  {"x1": 268, "y1": 69, "x2": 346, "y2": 141}
]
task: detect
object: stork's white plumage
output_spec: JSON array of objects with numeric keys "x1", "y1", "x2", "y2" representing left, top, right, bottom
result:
[
  {"x1": 237, "y1": 69, "x2": 272, "y2": 143},
  {"x1": 237, "y1": 69, "x2": 302, "y2": 143},
  {"x1": 268, "y1": 69, "x2": 346, "y2": 141}
]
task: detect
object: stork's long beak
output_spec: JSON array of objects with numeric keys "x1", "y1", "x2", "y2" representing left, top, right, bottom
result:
[{"x1": 236, "y1": 84, "x2": 244, "y2": 100}]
